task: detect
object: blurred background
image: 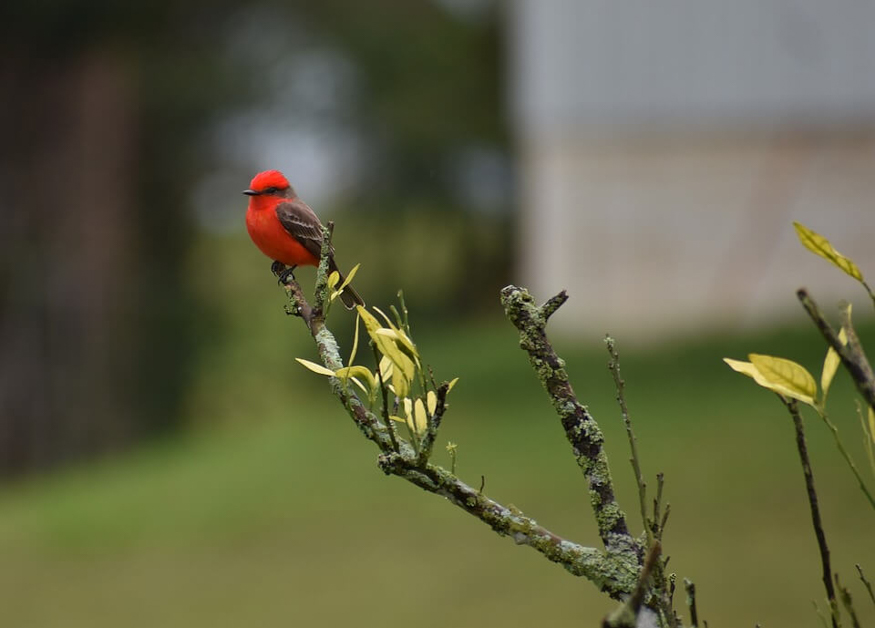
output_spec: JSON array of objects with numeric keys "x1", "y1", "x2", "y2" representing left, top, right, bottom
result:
[{"x1": 0, "y1": 1, "x2": 873, "y2": 626}]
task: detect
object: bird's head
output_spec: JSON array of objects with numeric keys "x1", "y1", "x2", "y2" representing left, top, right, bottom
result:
[{"x1": 243, "y1": 170, "x2": 295, "y2": 199}]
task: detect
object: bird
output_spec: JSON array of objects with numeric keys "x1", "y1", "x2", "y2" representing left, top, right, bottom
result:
[{"x1": 244, "y1": 169, "x2": 363, "y2": 309}]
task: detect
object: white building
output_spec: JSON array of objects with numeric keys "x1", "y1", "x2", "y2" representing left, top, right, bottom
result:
[{"x1": 509, "y1": 1, "x2": 875, "y2": 341}]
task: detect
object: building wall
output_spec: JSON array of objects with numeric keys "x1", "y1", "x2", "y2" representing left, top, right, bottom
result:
[{"x1": 510, "y1": 1, "x2": 875, "y2": 340}]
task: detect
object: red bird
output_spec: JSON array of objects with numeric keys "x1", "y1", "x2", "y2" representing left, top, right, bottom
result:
[{"x1": 244, "y1": 170, "x2": 363, "y2": 309}]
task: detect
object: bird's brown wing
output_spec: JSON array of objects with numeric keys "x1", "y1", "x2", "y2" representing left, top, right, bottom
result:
[
  {"x1": 275, "y1": 198, "x2": 364, "y2": 309},
  {"x1": 274, "y1": 199, "x2": 332, "y2": 259}
]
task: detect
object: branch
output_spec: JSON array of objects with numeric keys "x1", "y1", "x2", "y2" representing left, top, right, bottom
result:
[
  {"x1": 417, "y1": 381, "x2": 450, "y2": 465},
  {"x1": 783, "y1": 397, "x2": 839, "y2": 628},
  {"x1": 797, "y1": 289, "x2": 875, "y2": 410},
  {"x1": 280, "y1": 274, "x2": 641, "y2": 600},
  {"x1": 500, "y1": 285, "x2": 637, "y2": 557}
]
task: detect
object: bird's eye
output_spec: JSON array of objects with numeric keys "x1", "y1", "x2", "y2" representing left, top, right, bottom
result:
[{"x1": 264, "y1": 186, "x2": 279, "y2": 194}]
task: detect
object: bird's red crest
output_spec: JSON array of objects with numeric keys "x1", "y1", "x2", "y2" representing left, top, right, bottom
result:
[{"x1": 249, "y1": 170, "x2": 291, "y2": 193}]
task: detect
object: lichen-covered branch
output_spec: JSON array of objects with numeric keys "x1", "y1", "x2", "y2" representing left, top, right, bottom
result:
[
  {"x1": 500, "y1": 285, "x2": 637, "y2": 558},
  {"x1": 378, "y1": 453, "x2": 638, "y2": 597}
]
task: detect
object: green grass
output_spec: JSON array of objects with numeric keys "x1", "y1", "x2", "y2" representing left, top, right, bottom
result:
[{"x1": 1, "y1": 233, "x2": 873, "y2": 627}]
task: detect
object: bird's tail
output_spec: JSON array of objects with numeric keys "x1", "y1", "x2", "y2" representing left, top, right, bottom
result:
[{"x1": 329, "y1": 258, "x2": 365, "y2": 310}]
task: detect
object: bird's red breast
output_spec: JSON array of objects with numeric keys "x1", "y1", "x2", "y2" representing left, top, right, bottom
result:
[{"x1": 246, "y1": 201, "x2": 319, "y2": 267}]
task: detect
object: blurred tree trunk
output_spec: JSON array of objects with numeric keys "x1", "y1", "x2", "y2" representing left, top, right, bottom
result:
[{"x1": 0, "y1": 50, "x2": 141, "y2": 474}]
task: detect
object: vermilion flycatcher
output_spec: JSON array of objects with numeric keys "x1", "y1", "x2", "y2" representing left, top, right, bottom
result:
[{"x1": 244, "y1": 170, "x2": 364, "y2": 309}]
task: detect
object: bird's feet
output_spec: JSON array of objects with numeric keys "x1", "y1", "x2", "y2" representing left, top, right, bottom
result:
[{"x1": 271, "y1": 261, "x2": 297, "y2": 285}]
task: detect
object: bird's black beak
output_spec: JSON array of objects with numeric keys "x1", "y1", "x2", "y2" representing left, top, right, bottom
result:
[{"x1": 242, "y1": 189, "x2": 260, "y2": 196}]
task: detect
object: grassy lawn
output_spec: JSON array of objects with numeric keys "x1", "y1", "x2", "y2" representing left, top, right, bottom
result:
[{"x1": 1, "y1": 233, "x2": 873, "y2": 627}]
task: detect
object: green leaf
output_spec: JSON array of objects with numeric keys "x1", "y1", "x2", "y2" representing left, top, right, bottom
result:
[
  {"x1": 749, "y1": 354, "x2": 818, "y2": 407},
  {"x1": 295, "y1": 358, "x2": 336, "y2": 377},
  {"x1": 447, "y1": 377, "x2": 460, "y2": 392},
  {"x1": 794, "y1": 222, "x2": 864, "y2": 282}
]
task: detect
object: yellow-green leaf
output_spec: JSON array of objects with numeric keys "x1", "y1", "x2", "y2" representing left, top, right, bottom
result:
[
  {"x1": 866, "y1": 405, "x2": 875, "y2": 478},
  {"x1": 334, "y1": 365, "x2": 376, "y2": 391},
  {"x1": 794, "y1": 222, "x2": 864, "y2": 282},
  {"x1": 724, "y1": 358, "x2": 771, "y2": 386},
  {"x1": 378, "y1": 355, "x2": 394, "y2": 381},
  {"x1": 725, "y1": 358, "x2": 814, "y2": 405},
  {"x1": 372, "y1": 306, "x2": 396, "y2": 330},
  {"x1": 347, "y1": 311, "x2": 361, "y2": 369},
  {"x1": 448, "y1": 377, "x2": 460, "y2": 392},
  {"x1": 413, "y1": 398, "x2": 428, "y2": 436},
  {"x1": 821, "y1": 327, "x2": 848, "y2": 398},
  {"x1": 356, "y1": 306, "x2": 382, "y2": 335},
  {"x1": 389, "y1": 415, "x2": 407, "y2": 424},
  {"x1": 295, "y1": 358, "x2": 336, "y2": 377},
  {"x1": 427, "y1": 390, "x2": 437, "y2": 415},
  {"x1": 749, "y1": 354, "x2": 817, "y2": 406},
  {"x1": 392, "y1": 363, "x2": 411, "y2": 398},
  {"x1": 403, "y1": 398, "x2": 415, "y2": 433},
  {"x1": 327, "y1": 270, "x2": 341, "y2": 290},
  {"x1": 869, "y1": 406, "x2": 875, "y2": 445},
  {"x1": 338, "y1": 263, "x2": 360, "y2": 292}
]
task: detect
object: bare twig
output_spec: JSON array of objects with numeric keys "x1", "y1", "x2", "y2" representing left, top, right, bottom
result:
[
  {"x1": 814, "y1": 601, "x2": 831, "y2": 628},
  {"x1": 836, "y1": 573, "x2": 861, "y2": 628},
  {"x1": 606, "y1": 335, "x2": 649, "y2": 542},
  {"x1": 817, "y1": 409, "x2": 875, "y2": 509},
  {"x1": 684, "y1": 579, "x2": 698, "y2": 627},
  {"x1": 417, "y1": 381, "x2": 450, "y2": 465},
  {"x1": 798, "y1": 289, "x2": 875, "y2": 410},
  {"x1": 783, "y1": 398, "x2": 839, "y2": 628},
  {"x1": 500, "y1": 286, "x2": 637, "y2": 558},
  {"x1": 855, "y1": 564, "x2": 875, "y2": 607}
]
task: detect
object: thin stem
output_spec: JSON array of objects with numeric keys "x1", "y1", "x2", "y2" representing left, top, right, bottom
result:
[
  {"x1": 373, "y1": 343, "x2": 399, "y2": 453},
  {"x1": 836, "y1": 574, "x2": 861, "y2": 628},
  {"x1": 684, "y1": 579, "x2": 698, "y2": 628},
  {"x1": 783, "y1": 398, "x2": 838, "y2": 628},
  {"x1": 855, "y1": 564, "x2": 875, "y2": 607},
  {"x1": 817, "y1": 409, "x2": 875, "y2": 509},
  {"x1": 417, "y1": 381, "x2": 449, "y2": 466},
  {"x1": 606, "y1": 335, "x2": 649, "y2": 542}
]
